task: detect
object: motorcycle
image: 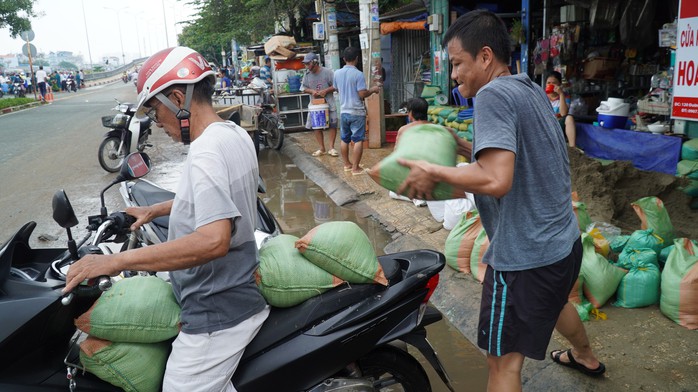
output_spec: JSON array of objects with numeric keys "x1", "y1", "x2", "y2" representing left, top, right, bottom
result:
[
  {"x1": 122, "y1": 74, "x2": 129, "y2": 84},
  {"x1": 66, "y1": 78, "x2": 77, "y2": 92},
  {"x1": 0, "y1": 153, "x2": 454, "y2": 392},
  {"x1": 98, "y1": 100, "x2": 153, "y2": 173},
  {"x1": 12, "y1": 81, "x2": 26, "y2": 97}
]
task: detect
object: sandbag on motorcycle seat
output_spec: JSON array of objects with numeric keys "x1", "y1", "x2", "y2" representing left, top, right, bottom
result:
[
  {"x1": 295, "y1": 221, "x2": 388, "y2": 286},
  {"x1": 368, "y1": 123, "x2": 459, "y2": 200},
  {"x1": 75, "y1": 276, "x2": 180, "y2": 343},
  {"x1": 256, "y1": 234, "x2": 345, "y2": 308},
  {"x1": 80, "y1": 335, "x2": 169, "y2": 392}
]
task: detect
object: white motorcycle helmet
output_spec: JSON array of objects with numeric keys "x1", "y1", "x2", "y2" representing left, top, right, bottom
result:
[{"x1": 136, "y1": 47, "x2": 215, "y2": 144}]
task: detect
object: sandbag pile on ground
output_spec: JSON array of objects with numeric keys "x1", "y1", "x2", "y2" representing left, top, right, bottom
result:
[
  {"x1": 76, "y1": 276, "x2": 181, "y2": 392},
  {"x1": 256, "y1": 222, "x2": 388, "y2": 308},
  {"x1": 426, "y1": 105, "x2": 473, "y2": 134},
  {"x1": 677, "y1": 138, "x2": 698, "y2": 209},
  {"x1": 443, "y1": 210, "x2": 488, "y2": 283},
  {"x1": 368, "y1": 123, "x2": 460, "y2": 200}
]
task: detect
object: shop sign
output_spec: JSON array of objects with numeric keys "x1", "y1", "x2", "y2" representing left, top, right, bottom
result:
[{"x1": 673, "y1": 0, "x2": 698, "y2": 120}]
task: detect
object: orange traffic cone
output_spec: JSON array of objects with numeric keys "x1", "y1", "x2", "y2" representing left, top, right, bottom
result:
[{"x1": 45, "y1": 89, "x2": 54, "y2": 103}]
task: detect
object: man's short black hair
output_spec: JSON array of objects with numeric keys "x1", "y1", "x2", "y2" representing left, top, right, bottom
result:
[
  {"x1": 343, "y1": 47, "x2": 361, "y2": 62},
  {"x1": 405, "y1": 97, "x2": 428, "y2": 121},
  {"x1": 443, "y1": 9, "x2": 511, "y2": 65}
]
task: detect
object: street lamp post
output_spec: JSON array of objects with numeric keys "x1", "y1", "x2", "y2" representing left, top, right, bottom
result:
[
  {"x1": 104, "y1": 7, "x2": 126, "y2": 67},
  {"x1": 81, "y1": 0, "x2": 94, "y2": 68}
]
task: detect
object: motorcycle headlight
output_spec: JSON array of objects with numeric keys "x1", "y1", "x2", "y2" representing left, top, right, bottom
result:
[{"x1": 111, "y1": 114, "x2": 129, "y2": 128}]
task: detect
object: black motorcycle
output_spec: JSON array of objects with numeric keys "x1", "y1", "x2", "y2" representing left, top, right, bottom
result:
[
  {"x1": 0, "y1": 153, "x2": 454, "y2": 392},
  {"x1": 98, "y1": 100, "x2": 153, "y2": 173}
]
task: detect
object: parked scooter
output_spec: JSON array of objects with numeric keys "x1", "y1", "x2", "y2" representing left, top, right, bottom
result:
[
  {"x1": 66, "y1": 78, "x2": 77, "y2": 92},
  {"x1": 98, "y1": 100, "x2": 153, "y2": 173},
  {"x1": 0, "y1": 152, "x2": 455, "y2": 392},
  {"x1": 12, "y1": 81, "x2": 26, "y2": 97}
]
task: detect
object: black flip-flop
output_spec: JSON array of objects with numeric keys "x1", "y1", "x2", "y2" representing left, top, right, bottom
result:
[{"x1": 550, "y1": 349, "x2": 606, "y2": 377}]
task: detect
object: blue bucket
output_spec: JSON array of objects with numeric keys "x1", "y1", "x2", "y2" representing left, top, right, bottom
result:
[{"x1": 308, "y1": 103, "x2": 329, "y2": 129}]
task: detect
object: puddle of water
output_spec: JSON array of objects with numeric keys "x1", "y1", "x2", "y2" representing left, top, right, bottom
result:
[{"x1": 258, "y1": 148, "x2": 488, "y2": 392}]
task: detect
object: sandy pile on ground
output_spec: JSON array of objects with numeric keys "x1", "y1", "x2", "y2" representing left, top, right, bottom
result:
[{"x1": 568, "y1": 148, "x2": 698, "y2": 240}]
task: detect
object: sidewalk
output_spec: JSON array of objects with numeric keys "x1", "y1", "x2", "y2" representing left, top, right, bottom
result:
[{"x1": 281, "y1": 131, "x2": 698, "y2": 392}]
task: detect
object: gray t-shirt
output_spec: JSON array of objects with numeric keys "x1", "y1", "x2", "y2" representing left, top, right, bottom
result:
[
  {"x1": 472, "y1": 73, "x2": 579, "y2": 271},
  {"x1": 301, "y1": 67, "x2": 336, "y2": 112},
  {"x1": 168, "y1": 121, "x2": 267, "y2": 334}
]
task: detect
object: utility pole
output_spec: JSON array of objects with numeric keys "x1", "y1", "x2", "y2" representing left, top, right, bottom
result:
[
  {"x1": 359, "y1": 0, "x2": 383, "y2": 148},
  {"x1": 321, "y1": 0, "x2": 340, "y2": 71}
]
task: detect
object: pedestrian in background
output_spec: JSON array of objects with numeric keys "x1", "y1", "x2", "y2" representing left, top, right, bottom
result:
[
  {"x1": 259, "y1": 57, "x2": 272, "y2": 89},
  {"x1": 301, "y1": 52, "x2": 338, "y2": 158},
  {"x1": 333, "y1": 46, "x2": 380, "y2": 175},
  {"x1": 397, "y1": 10, "x2": 604, "y2": 391},
  {"x1": 35, "y1": 66, "x2": 48, "y2": 101}
]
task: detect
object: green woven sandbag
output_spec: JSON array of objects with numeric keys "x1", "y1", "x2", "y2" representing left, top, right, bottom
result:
[
  {"x1": 446, "y1": 111, "x2": 459, "y2": 122},
  {"x1": 75, "y1": 276, "x2": 180, "y2": 343},
  {"x1": 631, "y1": 197, "x2": 675, "y2": 243},
  {"x1": 256, "y1": 234, "x2": 344, "y2": 308},
  {"x1": 445, "y1": 211, "x2": 482, "y2": 274},
  {"x1": 580, "y1": 233, "x2": 627, "y2": 309},
  {"x1": 368, "y1": 123, "x2": 458, "y2": 200},
  {"x1": 80, "y1": 336, "x2": 169, "y2": 392},
  {"x1": 610, "y1": 235, "x2": 630, "y2": 253},
  {"x1": 625, "y1": 229, "x2": 666, "y2": 257},
  {"x1": 613, "y1": 258, "x2": 660, "y2": 308},
  {"x1": 681, "y1": 138, "x2": 698, "y2": 161},
  {"x1": 615, "y1": 247, "x2": 659, "y2": 269},
  {"x1": 470, "y1": 225, "x2": 490, "y2": 284},
  {"x1": 572, "y1": 201, "x2": 592, "y2": 232},
  {"x1": 295, "y1": 221, "x2": 388, "y2": 285},
  {"x1": 660, "y1": 238, "x2": 698, "y2": 329},
  {"x1": 659, "y1": 244, "x2": 675, "y2": 266},
  {"x1": 681, "y1": 180, "x2": 698, "y2": 197},
  {"x1": 676, "y1": 159, "x2": 698, "y2": 179}
]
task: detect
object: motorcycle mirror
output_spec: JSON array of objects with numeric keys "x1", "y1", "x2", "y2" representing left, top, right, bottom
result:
[
  {"x1": 99, "y1": 153, "x2": 152, "y2": 217},
  {"x1": 52, "y1": 190, "x2": 78, "y2": 229}
]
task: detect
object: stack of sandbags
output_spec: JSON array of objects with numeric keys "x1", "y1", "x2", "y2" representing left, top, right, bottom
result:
[
  {"x1": 660, "y1": 238, "x2": 698, "y2": 329},
  {"x1": 613, "y1": 248, "x2": 660, "y2": 308},
  {"x1": 256, "y1": 222, "x2": 388, "y2": 308},
  {"x1": 443, "y1": 210, "x2": 488, "y2": 283},
  {"x1": 368, "y1": 123, "x2": 460, "y2": 200},
  {"x1": 76, "y1": 276, "x2": 181, "y2": 392},
  {"x1": 427, "y1": 105, "x2": 473, "y2": 133}
]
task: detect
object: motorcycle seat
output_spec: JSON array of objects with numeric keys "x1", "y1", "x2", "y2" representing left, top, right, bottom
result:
[{"x1": 243, "y1": 256, "x2": 401, "y2": 360}]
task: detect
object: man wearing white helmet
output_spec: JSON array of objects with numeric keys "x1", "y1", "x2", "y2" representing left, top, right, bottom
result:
[{"x1": 64, "y1": 47, "x2": 269, "y2": 392}]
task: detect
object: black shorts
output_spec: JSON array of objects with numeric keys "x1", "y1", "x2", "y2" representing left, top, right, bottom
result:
[{"x1": 477, "y1": 237, "x2": 582, "y2": 360}]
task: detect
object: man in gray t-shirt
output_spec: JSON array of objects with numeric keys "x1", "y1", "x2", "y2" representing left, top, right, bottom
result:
[
  {"x1": 396, "y1": 10, "x2": 604, "y2": 390},
  {"x1": 301, "y1": 53, "x2": 339, "y2": 157}
]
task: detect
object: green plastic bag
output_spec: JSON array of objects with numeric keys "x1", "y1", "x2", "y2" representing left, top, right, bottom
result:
[
  {"x1": 613, "y1": 258, "x2": 660, "y2": 308},
  {"x1": 80, "y1": 336, "x2": 169, "y2": 392},
  {"x1": 681, "y1": 138, "x2": 698, "y2": 161},
  {"x1": 676, "y1": 159, "x2": 698, "y2": 179},
  {"x1": 616, "y1": 247, "x2": 659, "y2": 269},
  {"x1": 660, "y1": 238, "x2": 698, "y2": 329},
  {"x1": 75, "y1": 276, "x2": 180, "y2": 344},
  {"x1": 625, "y1": 229, "x2": 666, "y2": 257},
  {"x1": 444, "y1": 211, "x2": 481, "y2": 274},
  {"x1": 572, "y1": 201, "x2": 592, "y2": 232},
  {"x1": 368, "y1": 123, "x2": 459, "y2": 200},
  {"x1": 573, "y1": 300, "x2": 594, "y2": 322},
  {"x1": 580, "y1": 233, "x2": 627, "y2": 309},
  {"x1": 295, "y1": 221, "x2": 387, "y2": 285},
  {"x1": 257, "y1": 234, "x2": 344, "y2": 308},
  {"x1": 610, "y1": 235, "x2": 630, "y2": 253},
  {"x1": 681, "y1": 180, "x2": 698, "y2": 198},
  {"x1": 631, "y1": 197, "x2": 675, "y2": 244}
]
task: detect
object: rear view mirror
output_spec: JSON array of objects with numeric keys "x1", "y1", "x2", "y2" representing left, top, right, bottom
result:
[
  {"x1": 117, "y1": 152, "x2": 151, "y2": 182},
  {"x1": 52, "y1": 190, "x2": 78, "y2": 229}
]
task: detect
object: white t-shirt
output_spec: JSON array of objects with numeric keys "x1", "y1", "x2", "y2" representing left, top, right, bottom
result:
[{"x1": 36, "y1": 70, "x2": 47, "y2": 83}]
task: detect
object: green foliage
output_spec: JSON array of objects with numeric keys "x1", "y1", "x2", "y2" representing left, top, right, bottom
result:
[
  {"x1": 91, "y1": 66, "x2": 105, "y2": 72},
  {"x1": 58, "y1": 61, "x2": 78, "y2": 71},
  {"x1": 0, "y1": 0, "x2": 38, "y2": 37},
  {"x1": 0, "y1": 97, "x2": 36, "y2": 110}
]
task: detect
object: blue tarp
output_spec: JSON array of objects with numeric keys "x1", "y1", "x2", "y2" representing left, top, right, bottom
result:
[{"x1": 576, "y1": 123, "x2": 682, "y2": 175}]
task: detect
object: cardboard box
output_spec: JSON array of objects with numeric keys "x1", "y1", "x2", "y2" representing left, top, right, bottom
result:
[
  {"x1": 582, "y1": 58, "x2": 620, "y2": 80},
  {"x1": 264, "y1": 35, "x2": 297, "y2": 60}
]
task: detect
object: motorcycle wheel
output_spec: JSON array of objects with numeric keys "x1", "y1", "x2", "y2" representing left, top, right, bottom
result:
[
  {"x1": 260, "y1": 113, "x2": 284, "y2": 150},
  {"x1": 358, "y1": 346, "x2": 432, "y2": 392},
  {"x1": 98, "y1": 136, "x2": 124, "y2": 173}
]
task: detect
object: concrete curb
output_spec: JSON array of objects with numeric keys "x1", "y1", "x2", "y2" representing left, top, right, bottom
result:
[{"x1": 0, "y1": 101, "x2": 44, "y2": 116}]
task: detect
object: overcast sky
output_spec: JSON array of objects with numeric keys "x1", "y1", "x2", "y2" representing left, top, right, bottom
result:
[{"x1": 0, "y1": 0, "x2": 197, "y2": 65}]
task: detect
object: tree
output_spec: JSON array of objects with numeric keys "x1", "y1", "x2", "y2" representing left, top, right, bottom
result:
[
  {"x1": 58, "y1": 61, "x2": 78, "y2": 71},
  {"x1": 0, "y1": 0, "x2": 38, "y2": 38}
]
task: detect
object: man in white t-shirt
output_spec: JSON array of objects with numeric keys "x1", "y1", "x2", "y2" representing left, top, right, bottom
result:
[{"x1": 35, "y1": 66, "x2": 48, "y2": 101}]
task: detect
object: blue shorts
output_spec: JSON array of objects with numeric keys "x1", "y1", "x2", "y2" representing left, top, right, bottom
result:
[{"x1": 340, "y1": 113, "x2": 366, "y2": 144}]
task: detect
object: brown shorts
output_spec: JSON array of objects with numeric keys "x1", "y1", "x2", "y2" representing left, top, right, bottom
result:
[{"x1": 477, "y1": 237, "x2": 582, "y2": 360}]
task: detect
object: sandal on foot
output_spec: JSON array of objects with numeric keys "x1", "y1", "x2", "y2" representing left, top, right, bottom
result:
[
  {"x1": 343, "y1": 164, "x2": 364, "y2": 172},
  {"x1": 351, "y1": 169, "x2": 367, "y2": 176},
  {"x1": 328, "y1": 149, "x2": 339, "y2": 157},
  {"x1": 312, "y1": 150, "x2": 326, "y2": 157},
  {"x1": 550, "y1": 349, "x2": 605, "y2": 377}
]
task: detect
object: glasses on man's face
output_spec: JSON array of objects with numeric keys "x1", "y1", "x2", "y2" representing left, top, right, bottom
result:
[{"x1": 144, "y1": 106, "x2": 159, "y2": 123}]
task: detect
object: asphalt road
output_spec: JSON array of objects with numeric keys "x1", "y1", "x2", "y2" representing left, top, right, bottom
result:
[{"x1": 0, "y1": 82, "x2": 140, "y2": 247}]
